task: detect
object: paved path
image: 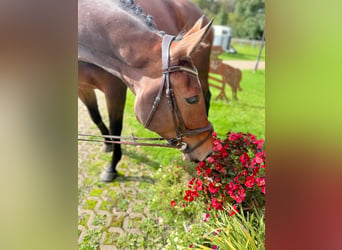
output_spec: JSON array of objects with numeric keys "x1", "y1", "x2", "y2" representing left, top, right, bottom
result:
[
  {"x1": 78, "y1": 93, "x2": 161, "y2": 249},
  {"x1": 223, "y1": 60, "x2": 265, "y2": 70}
]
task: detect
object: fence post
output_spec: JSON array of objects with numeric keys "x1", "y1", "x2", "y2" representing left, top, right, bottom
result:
[{"x1": 254, "y1": 31, "x2": 265, "y2": 73}]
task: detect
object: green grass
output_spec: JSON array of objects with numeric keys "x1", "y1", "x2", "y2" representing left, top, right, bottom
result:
[
  {"x1": 209, "y1": 70, "x2": 265, "y2": 139},
  {"x1": 195, "y1": 204, "x2": 265, "y2": 250},
  {"x1": 219, "y1": 42, "x2": 265, "y2": 61}
]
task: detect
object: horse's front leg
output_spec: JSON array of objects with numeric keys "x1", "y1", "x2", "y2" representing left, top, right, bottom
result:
[
  {"x1": 100, "y1": 83, "x2": 127, "y2": 182},
  {"x1": 78, "y1": 87, "x2": 113, "y2": 152}
]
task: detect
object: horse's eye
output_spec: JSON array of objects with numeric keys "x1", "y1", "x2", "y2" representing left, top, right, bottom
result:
[{"x1": 185, "y1": 95, "x2": 199, "y2": 104}]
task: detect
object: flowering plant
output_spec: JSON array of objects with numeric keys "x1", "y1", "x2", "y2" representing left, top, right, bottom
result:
[{"x1": 184, "y1": 131, "x2": 265, "y2": 214}]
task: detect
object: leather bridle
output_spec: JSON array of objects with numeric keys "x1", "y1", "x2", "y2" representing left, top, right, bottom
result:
[{"x1": 143, "y1": 34, "x2": 213, "y2": 154}]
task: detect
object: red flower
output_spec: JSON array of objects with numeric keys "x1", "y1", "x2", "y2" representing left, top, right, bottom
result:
[
  {"x1": 190, "y1": 244, "x2": 194, "y2": 248},
  {"x1": 205, "y1": 168, "x2": 212, "y2": 176},
  {"x1": 199, "y1": 161, "x2": 206, "y2": 168},
  {"x1": 196, "y1": 166, "x2": 202, "y2": 176},
  {"x1": 240, "y1": 153, "x2": 250, "y2": 165},
  {"x1": 209, "y1": 182, "x2": 219, "y2": 194},
  {"x1": 184, "y1": 189, "x2": 199, "y2": 202},
  {"x1": 211, "y1": 198, "x2": 223, "y2": 210},
  {"x1": 229, "y1": 132, "x2": 241, "y2": 142},
  {"x1": 253, "y1": 166, "x2": 260, "y2": 176},
  {"x1": 170, "y1": 200, "x2": 176, "y2": 207},
  {"x1": 188, "y1": 177, "x2": 195, "y2": 188},
  {"x1": 229, "y1": 205, "x2": 239, "y2": 217},
  {"x1": 245, "y1": 176, "x2": 255, "y2": 188},
  {"x1": 183, "y1": 132, "x2": 265, "y2": 212}
]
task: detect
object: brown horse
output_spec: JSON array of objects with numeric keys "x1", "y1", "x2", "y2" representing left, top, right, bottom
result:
[{"x1": 78, "y1": 0, "x2": 214, "y2": 182}]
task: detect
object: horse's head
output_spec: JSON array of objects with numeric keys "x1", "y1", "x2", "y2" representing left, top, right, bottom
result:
[{"x1": 134, "y1": 16, "x2": 214, "y2": 162}]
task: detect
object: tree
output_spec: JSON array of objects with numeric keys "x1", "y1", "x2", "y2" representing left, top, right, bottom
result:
[
  {"x1": 218, "y1": 8, "x2": 229, "y2": 25},
  {"x1": 234, "y1": 0, "x2": 265, "y2": 39},
  {"x1": 191, "y1": 0, "x2": 221, "y2": 17}
]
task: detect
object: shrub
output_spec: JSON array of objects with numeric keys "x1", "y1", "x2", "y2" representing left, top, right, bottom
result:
[{"x1": 184, "y1": 131, "x2": 265, "y2": 215}]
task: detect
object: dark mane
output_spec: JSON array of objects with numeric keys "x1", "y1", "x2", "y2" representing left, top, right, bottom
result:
[{"x1": 119, "y1": 0, "x2": 165, "y2": 35}]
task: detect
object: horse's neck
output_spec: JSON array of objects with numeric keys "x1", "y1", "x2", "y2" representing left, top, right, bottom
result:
[{"x1": 78, "y1": 1, "x2": 162, "y2": 90}]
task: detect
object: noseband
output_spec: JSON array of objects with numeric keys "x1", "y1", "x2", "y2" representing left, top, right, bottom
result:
[{"x1": 144, "y1": 34, "x2": 213, "y2": 154}]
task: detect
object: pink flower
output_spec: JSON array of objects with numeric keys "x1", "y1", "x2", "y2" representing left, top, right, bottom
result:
[
  {"x1": 255, "y1": 177, "x2": 265, "y2": 187},
  {"x1": 195, "y1": 179, "x2": 203, "y2": 191},
  {"x1": 212, "y1": 131, "x2": 217, "y2": 138},
  {"x1": 213, "y1": 245, "x2": 218, "y2": 249},
  {"x1": 254, "y1": 152, "x2": 265, "y2": 164},
  {"x1": 245, "y1": 176, "x2": 255, "y2": 188},
  {"x1": 190, "y1": 244, "x2": 194, "y2": 248},
  {"x1": 252, "y1": 138, "x2": 264, "y2": 149},
  {"x1": 256, "y1": 177, "x2": 266, "y2": 194},
  {"x1": 207, "y1": 156, "x2": 215, "y2": 164},
  {"x1": 171, "y1": 200, "x2": 176, "y2": 207},
  {"x1": 213, "y1": 140, "x2": 223, "y2": 151},
  {"x1": 238, "y1": 188, "x2": 246, "y2": 199}
]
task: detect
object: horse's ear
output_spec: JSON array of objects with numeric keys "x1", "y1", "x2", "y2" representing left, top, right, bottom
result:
[{"x1": 171, "y1": 16, "x2": 213, "y2": 59}]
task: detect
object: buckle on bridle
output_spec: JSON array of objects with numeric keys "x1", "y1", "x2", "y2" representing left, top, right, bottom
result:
[
  {"x1": 179, "y1": 142, "x2": 187, "y2": 152},
  {"x1": 166, "y1": 138, "x2": 187, "y2": 151}
]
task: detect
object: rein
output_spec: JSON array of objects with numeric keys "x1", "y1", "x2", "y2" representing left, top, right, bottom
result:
[{"x1": 78, "y1": 133, "x2": 186, "y2": 150}]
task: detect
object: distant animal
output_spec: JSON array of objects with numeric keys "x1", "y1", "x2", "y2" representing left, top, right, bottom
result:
[
  {"x1": 78, "y1": 0, "x2": 214, "y2": 182},
  {"x1": 209, "y1": 46, "x2": 242, "y2": 101}
]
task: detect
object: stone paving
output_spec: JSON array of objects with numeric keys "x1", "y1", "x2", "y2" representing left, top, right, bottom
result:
[{"x1": 78, "y1": 92, "x2": 160, "y2": 249}]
